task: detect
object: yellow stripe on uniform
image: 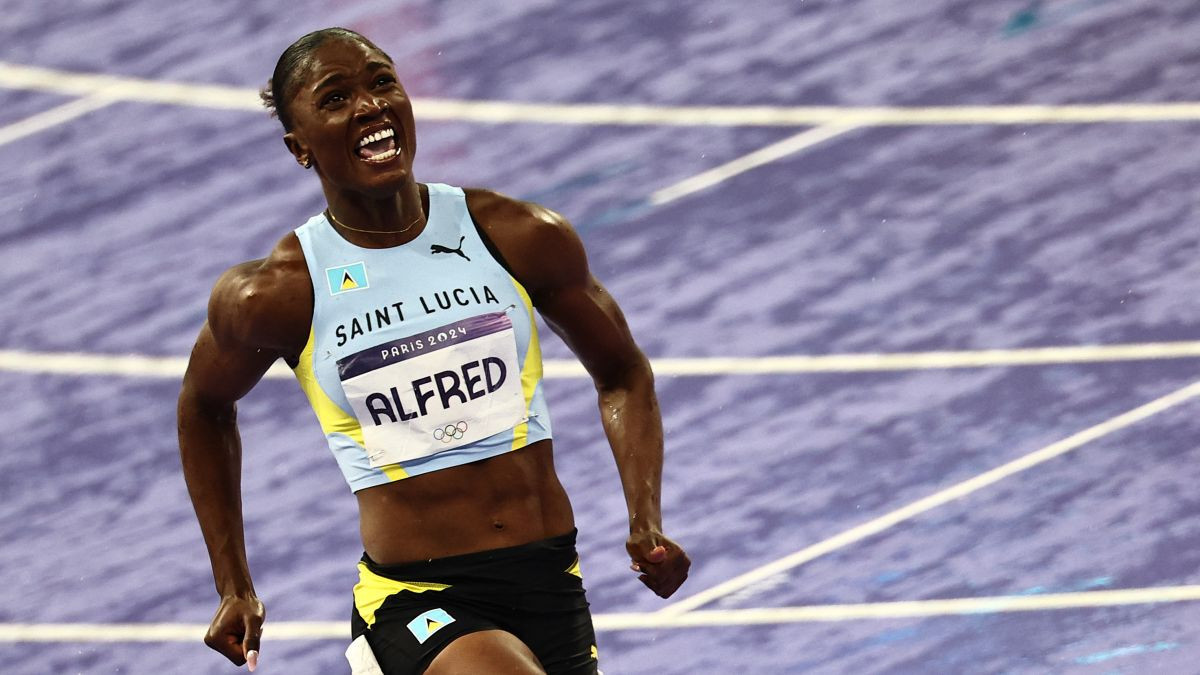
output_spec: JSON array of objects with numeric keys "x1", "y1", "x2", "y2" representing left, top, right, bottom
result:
[
  {"x1": 377, "y1": 461, "x2": 409, "y2": 481},
  {"x1": 353, "y1": 563, "x2": 451, "y2": 628},
  {"x1": 292, "y1": 327, "x2": 408, "y2": 481},
  {"x1": 566, "y1": 557, "x2": 583, "y2": 580},
  {"x1": 509, "y1": 278, "x2": 542, "y2": 451}
]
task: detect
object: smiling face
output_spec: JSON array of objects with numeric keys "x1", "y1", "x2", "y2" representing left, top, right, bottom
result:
[{"x1": 283, "y1": 37, "x2": 418, "y2": 197}]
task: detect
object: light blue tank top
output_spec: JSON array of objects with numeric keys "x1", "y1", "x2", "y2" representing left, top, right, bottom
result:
[{"x1": 291, "y1": 183, "x2": 552, "y2": 492}]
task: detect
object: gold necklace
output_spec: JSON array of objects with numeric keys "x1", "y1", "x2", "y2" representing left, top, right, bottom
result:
[{"x1": 326, "y1": 209, "x2": 422, "y2": 234}]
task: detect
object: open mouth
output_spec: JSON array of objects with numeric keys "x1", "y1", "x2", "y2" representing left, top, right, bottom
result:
[{"x1": 356, "y1": 127, "x2": 398, "y2": 163}]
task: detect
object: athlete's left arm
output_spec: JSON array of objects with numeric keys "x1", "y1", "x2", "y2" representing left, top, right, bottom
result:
[{"x1": 469, "y1": 189, "x2": 690, "y2": 598}]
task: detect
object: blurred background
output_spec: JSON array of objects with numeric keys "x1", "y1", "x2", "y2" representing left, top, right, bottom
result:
[{"x1": 2, "y1": 1, "x2": 1200, "y2": 672}]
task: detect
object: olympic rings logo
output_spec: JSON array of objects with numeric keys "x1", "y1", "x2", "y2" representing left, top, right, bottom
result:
[{"x1": 433, "y1": 421, "x2": 468, "y2": 443}]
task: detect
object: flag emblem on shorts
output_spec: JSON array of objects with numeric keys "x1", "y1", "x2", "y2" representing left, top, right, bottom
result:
[
  {"x1": 407, "y1": 608, "x2": 455, "y2": 644},
  {"x1": 566, "y1": 557, "x2": 583, "y2": 579},
  {"x1": 326, "y1": 262, "x2": 369, "y2": 295}
]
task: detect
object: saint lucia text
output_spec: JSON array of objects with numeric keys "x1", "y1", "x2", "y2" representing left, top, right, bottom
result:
[{"x1": 334, "y1": 284, "x2": 501, "y2": 346}]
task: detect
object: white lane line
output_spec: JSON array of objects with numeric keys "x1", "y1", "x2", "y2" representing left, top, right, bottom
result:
[
  {"x1": 0, "y1": 95, "x2": 115, "y2": 147},
  {"x1": 656, "y1": 379, "x2": 1200, "y2": 616},
  {"x1": 3, "y1": 62, "x2": 1200, "y2": 127},
  {"x1": 0, "y1": 62, "x2": 257, "y2": 111},
  {"x1": 599, "y1": 586, "x2": 1200, "y2": 627},
  {"x1": 5, "y1": 585, "x2": 1200, "y2": 641},
  {"x1": 428, "y1": 101, "x2": 1200, "y2": 127},
  {"x1": 0, "y1": 351, "x2": 191, "y2": 379},
  {"x1": 4, "y1": 342, "x2": 1200, "y2": 380},
  {"x1": 0, "y1": 622, "x2": 344, "y2": 643},
  {"x1": 648, "y1": 125, "x2": 858, "y2": 206},
  {"x1": 644, "y1": 341, "x2": 1200, "y2": 375}
]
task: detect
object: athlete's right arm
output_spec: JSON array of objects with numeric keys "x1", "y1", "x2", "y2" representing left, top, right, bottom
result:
[{"x1": 177, "y1": 251, "x2": 309, "y2": 671}]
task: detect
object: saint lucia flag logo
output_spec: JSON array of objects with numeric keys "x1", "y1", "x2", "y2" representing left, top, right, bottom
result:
[
  {"x1": 326, "y1": 262, "x2": 369, "y2": 295},
  {"x1": 406, "y1": 608, "x2": 455, "y2": 644}
]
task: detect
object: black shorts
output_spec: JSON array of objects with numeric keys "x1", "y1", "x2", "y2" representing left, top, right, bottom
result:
[{"x1": 350, "y1": 529, "x2": 599, "y2": 675}]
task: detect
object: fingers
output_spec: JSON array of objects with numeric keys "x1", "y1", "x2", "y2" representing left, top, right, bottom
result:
[
  {"x1": 646, "y1": 545, "x2": 667, "y2": 564},
  {"x1": 638, "y1": 570, "x2": 680, "y2": 598},
  {"x1": 243, "y1": 618, "x2": 263, "y2": 672},
  {"x1": 205, "y1": 623, "x2": 261, "y2": 668},
  {"x1": 204, "y1": 598, "x2": 265, "y2": 668},
  {"x1": 638, "y1": 563, "x2": 689, "y2": 598},
  {"x1": 628, "y1": 547, "x2": 666, "y2": 573},
  {"x1": 626, "y1": 533, "x2": 691, "y2": 597},
  {"x1": 204, "y1": 624, "x2": 249, "y2": 666},
  {"x1": 630, "y1": 546, "x2": 691, "y2": 598},
  {"x1": 626, "y1": 535, "x2": 662, "y2": 563}
]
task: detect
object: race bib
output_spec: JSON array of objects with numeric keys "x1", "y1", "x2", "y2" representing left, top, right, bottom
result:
[{"x1": 337, "y1": 312, "x2": 527, "y2": 466}]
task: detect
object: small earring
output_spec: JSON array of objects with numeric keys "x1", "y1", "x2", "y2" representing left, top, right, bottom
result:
[{"x1": 303, "y1": 158, "x2": 313, "y2": 169}]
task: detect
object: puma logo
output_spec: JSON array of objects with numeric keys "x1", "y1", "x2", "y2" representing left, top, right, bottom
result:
[{"x1": 431, "y1": 236, "x2": 470, "y2": 261}]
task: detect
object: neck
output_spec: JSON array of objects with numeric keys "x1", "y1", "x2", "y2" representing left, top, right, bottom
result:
[{"x1": 325, "y1": 182, "x2": 428, "y2": 244}]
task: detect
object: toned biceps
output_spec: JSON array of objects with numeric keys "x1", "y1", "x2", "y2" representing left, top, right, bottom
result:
[
  {"x1": 541, "y1": 278, "x2": 647, "y2": 384},
  {"x1": 182, "y1": 322, "x2": 279, "y2": 405}
]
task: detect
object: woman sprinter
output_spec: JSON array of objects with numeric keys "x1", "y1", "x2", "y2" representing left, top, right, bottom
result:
[{"x1": 178, "y1": 27, "x2": 689, "y2": 675}]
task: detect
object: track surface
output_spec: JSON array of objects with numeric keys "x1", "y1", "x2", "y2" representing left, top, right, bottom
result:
[{"x1": 2, "y1": 1, "x2": 1200, "y2": 673}]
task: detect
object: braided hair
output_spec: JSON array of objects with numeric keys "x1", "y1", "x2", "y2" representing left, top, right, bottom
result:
[{"x1": 260, "y1": 28, "x2": 391, "y2": 131}]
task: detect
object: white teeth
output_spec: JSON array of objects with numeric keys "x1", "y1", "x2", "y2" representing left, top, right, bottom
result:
[
  {"x1": 358, "y1": 128, "x2": 395, "y2": 148},
  {"x1": 362, "y1": 148, "x2": 398, "y2": 163}
]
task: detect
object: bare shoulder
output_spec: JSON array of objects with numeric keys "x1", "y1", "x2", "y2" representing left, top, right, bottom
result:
[
  {"x1": 208, "y1": 233, "x2": 312, "y2": 357},
  {"x1": 463, "y1": 187, "x2": 565, "y2": 228},
  {"x1": 463, "y1": 187, "x2": 588, "y2": 298}
]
